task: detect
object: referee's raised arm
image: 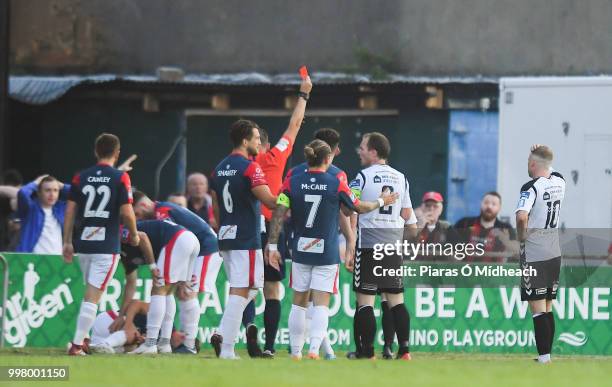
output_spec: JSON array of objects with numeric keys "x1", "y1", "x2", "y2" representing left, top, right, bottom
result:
[{"x1": 283, "y1": 76, "x2": 313, "y2": 142}]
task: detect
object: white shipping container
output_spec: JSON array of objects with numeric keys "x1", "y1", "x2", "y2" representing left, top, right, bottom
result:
[{"x1": 498, "y1": 77, "x2": 612, "y2": 228}]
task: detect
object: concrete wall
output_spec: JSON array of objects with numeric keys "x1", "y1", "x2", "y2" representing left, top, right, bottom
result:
[{"x1": 9, "y1": 0, "x2": 612, "y2": 75}]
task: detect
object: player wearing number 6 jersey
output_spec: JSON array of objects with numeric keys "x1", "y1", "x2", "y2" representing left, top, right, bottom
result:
[
  {"x1": 63, "y1": 133, "x2": 139, "y2": 356},
  {"x1": 515, "y1": 144, "x2": 565, "y2": 364},
  {"x1": 266, "y1": 139, "x2": 398, "y2": 360},
  {"x1": 209, "y1": 119, "x2": 277, "y2": 359},
  {"x1": 348, "y1": 132, "x2": 415, "y2": 361}
]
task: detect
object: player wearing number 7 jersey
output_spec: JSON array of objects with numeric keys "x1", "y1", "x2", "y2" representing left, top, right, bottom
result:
[
  {"x1": 267, "y1": 139, "x2": 398, "y2": 360},
  {"x1": 515, "y1": 144, "x2": 565, "y2": 364},
  {"x1": 63, "y1": 133, "x2": 139, "y2": 356},
  {"x1": 209, "y1": 119, "x2": 277, "y2": 359}
]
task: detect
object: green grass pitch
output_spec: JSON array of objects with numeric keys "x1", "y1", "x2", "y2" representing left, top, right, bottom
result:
[{"x1": 1, "y1": 349, "x2": 610, "y2": 387}]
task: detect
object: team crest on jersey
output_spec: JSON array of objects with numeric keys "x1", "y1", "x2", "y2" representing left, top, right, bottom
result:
[{"x1": 297, "y1": 237, "x2": 325, "y2": 254}]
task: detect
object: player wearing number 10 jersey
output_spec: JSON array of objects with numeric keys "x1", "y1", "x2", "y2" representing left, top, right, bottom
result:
[
  {"x1": 63, "y1": 133, "x2": 139, "y2": 356},
  {"x1": 209, "y1": 119, "x2": 277, "y2": 359},
  {"x1": 515, "y1": 144, "x2": 565, "y2": 364}
]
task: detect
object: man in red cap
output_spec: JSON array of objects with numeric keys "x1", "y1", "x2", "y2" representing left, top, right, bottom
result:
[{"x1": 415, "y1": 192, "x2": 452, "y2": 259}]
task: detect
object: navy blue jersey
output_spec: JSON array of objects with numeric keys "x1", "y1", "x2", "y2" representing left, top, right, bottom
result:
[
  {"x1": 278, "y1": 170, "x2": 359, "y2": 265},
  {"x1": 210, "y1": 153, "x2": 268, "y2": 250},
  {"x1": 69, "y1": 163, "x2": 133, "y2": 254},
  {"x1": 287, "y1": 162, "x2": 348, "y2": 184},
  {"x1": 122, "y1": 219, "x2": 186, "y2": 259},
  {"x1": 154, "y1": 201, "x2": 218, "y2": 256}
]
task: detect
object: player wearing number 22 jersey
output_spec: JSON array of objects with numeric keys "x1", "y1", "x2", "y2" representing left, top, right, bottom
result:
[
  {"x1": 65, "y1": 133, "x2": 140, "y2": 356},
  {"x1": 69, "y1": 162, "x2": 133, "y2": 288}
]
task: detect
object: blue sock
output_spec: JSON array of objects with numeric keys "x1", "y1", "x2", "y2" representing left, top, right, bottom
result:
[{"x1": 242, "y1": 300, "x2": 256, "y2": 328}]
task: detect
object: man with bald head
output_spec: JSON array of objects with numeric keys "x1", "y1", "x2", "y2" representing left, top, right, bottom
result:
[{"x1": 186, "y1": 173, "x2": 216, "y2": 230}]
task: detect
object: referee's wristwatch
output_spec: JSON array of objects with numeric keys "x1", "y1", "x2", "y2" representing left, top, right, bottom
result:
[{"x1": 298, "y1": 91, "x2": 309, "y2": 101}]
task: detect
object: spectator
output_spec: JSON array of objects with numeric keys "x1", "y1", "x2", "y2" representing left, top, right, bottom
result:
[
  {"x1": 0, "y1": 169, "x2": 23, "y2": 251},
  {"x1": 186, "y1": 173, "x2": 216, "y2": 229},
  {"x1": 167, "y1": 192, "x2": 187, "y2": 208},
  {"x1": 414, "y1": 192, "x2": 452, "y2": 260},
  {"x1": 16, "y1": 175, "x2": 70, "y2": 254},
  {"x1": 453, "y1": 191, "x2": 517, "y2": 262}
]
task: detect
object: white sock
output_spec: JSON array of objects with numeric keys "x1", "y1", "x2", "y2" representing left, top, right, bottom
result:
[
  {"x1": 321, "y1": 333, "x2": 334, "y2": 356},
  {"x1": 305, "y1": 302, "x2": 314, "y2": 339},
  {"x1": 179, "y1": 298, "x2": 200, "y2": 349},
  {"x1": 145, "y1": 295, "x2": 165, "y2": 345},
  {"x1": 538, "y1": 353, "x2": 551, "y2": 363},
  {"x1": 160, "y1": 295, "x2": 176, "y2": 341},
  {"x1": 308, "y1": 306, "x2": 329, "y2": 355},
  {"x1": 219, "y1": 295, "x2": 248, "y2": 357},
  {"x1": 289, "y1": 304, "x2": 307, "y2": 356},
  {"x1": 73, "y1": 302, "x2": 97, "y2": 345},
  {"x1": 104, "y1": 330, "x2": 127, "y2": 347}
]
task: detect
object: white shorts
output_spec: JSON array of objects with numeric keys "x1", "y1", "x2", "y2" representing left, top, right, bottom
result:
[
  {"x1": 290, "y1": 262, "x2": 340, "y2": 294},
  {"x1": 189, "y1": 252, "x2": 223, "y2": 293},
  {"x1": 78, "y1": 253, "x2": 120, "y2": 291},
  {"x1": 157, "y1": 230, "x2": 200, "y2": 286},
  {"x1": 220, "y1": 249, "x2": 264, "y2": 288},
  {"x1": 90, "y1": 311, "x2": 117, "y2": 344}
]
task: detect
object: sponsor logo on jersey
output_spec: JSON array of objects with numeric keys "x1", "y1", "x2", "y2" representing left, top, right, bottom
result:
[
  {"x1": 543, "y1": 192, "x2": 551, "y2": 200},
  {"x1": 81, "y1": 226, "x2": 106, "y2": 241},
  {"x1": 219, "y1": 225, "x2": 237, "y2": 240},
  {"x1": 373, "y1": 175, "x2": 382, "y2": 183},
  {"x1": 297, "y1": 237, "x2": 325, "y2": 254},
  {"x1": 520, "y1": 191, "x2": 530, "y2": 199},
  {"x1": 349, "y1": 178, "x2": 361, "y2": 188}
]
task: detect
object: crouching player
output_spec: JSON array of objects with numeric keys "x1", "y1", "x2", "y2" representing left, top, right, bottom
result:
[
  {"x1": 133, "y1": 191, "x2": 222, "y2": 354},
  {"x1": 266, "y1": 140, "x2": 398, "y2": 359},
  {"x1": 127, "y1": 219, "x2": 200, "y2": 354}
]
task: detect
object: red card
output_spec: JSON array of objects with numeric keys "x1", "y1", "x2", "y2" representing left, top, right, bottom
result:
[{"x1": 299, "y1": 66, "x2": 309, "y2": 79}]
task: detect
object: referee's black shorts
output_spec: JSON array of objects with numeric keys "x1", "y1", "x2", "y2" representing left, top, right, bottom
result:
[
  {"x1": 520, "y1": 256, "x2": 561, "y2": 301},
  {"x1": 353, "y1": 247, "x2": 404, "y2": 295},
  {"x1": 261, "y1": 221, "x2": 287, "y2": 282}
]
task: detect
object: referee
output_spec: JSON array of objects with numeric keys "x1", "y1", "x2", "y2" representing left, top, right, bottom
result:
[
  {"x1": 515, "y1": 144, "x2": 565, "y2": 364},
  {"x1": 347, "y1": 132, "x2": 415, "y2": 360}
]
